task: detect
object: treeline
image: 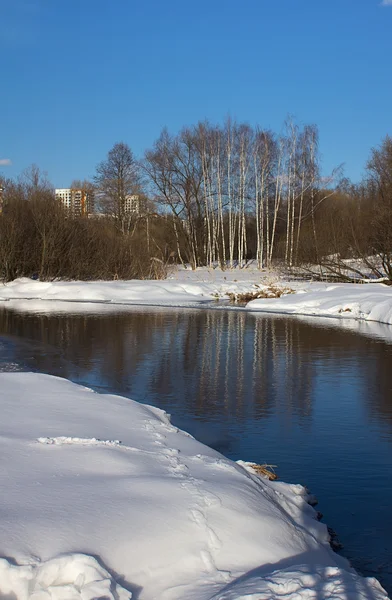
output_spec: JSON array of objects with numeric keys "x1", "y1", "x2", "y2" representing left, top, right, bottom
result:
[
  {"x1": 0, "y1": 120, "x2": 391, "y2": 281},
  {"x1": 0, "y1": 172, "x2": 173, "y2": 281},
  {"x1": 144, "y1": 120, "x2": 391, "y2": 280}
]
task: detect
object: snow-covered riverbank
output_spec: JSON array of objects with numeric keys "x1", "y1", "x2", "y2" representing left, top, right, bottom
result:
[
  {"x1": 1, "y1": 269, "x2": 392, "y2": 326},
  {"x1": 247, "y1": 282, "x2": 392, "y2": 325},
  {"x1": 0, "y1": 373, "x2": 388, "y2": 600},
  {"x1": 0, "y1": 273, "x2": 261, "y2": 306}
]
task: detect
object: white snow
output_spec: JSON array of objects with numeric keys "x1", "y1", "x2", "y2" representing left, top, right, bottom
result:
[
  {"x1": 0, "y1": 554, "x2": 130, "y2": 600},
  {"x1": 247, "y1": 282, "x2": 392, "y2": 325},
  {"x1": 0, "y1": 373, "x2": 389, "y2": 600},
  {"x1": 0, "y1": 275, "x2": 261, "y2": 307},
  {"x1": 1, "y1": 271, "x2": 391, "y2": 327}
]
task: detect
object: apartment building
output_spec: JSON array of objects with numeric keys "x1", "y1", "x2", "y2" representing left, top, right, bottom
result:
[
  {"x1": 55, "y1": 188, "x2": 94, "y2": 217},
  {"x1": 124, "y1": 194, "x2": 140, "y2": 215}
]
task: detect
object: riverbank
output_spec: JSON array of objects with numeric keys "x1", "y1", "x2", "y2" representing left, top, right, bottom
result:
[
  {"x1": 1, "y1": 267, "x2": 392, "y2": 325},
  {"x1": 247, "y1": 281, "x2": 392, "y2": 325},
  {"x1": 0, "y1": 372, "x2": 389, "y2": 600}
]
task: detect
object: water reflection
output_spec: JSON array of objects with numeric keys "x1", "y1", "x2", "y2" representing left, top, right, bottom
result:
[
  {"x1": 0, "y1": 305, "x2": 392, "y2": 591},
  {"x1": 1, "y1": 307, "x2": 391, "y2": 429}
]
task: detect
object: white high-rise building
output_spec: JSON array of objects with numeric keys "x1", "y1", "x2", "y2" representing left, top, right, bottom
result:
[
  {"x1": 55, "y1": 189, "x2": 94, "y2": 216},
  {"x1": 124, "y1": 194, "x2": 140, "y2": 215}
]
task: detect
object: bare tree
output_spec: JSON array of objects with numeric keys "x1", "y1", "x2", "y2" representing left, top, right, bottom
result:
[
  {"x1": 94, "y1": 142, "x2": 141, "y2": 232},
  {"x1": 144, "y1": 128, "x2": 206, "y2": 269},
  {"x1": 18, "y1": 164, "x2": 53, "y2": 197}
]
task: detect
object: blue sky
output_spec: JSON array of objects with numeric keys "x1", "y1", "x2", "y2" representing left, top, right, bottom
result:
[{"x1": 1, "y1": 0, "x2": 391, "y2": 186}]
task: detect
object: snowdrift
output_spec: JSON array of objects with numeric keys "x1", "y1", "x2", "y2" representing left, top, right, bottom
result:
[
  {"x1": 0, "y1": 277, "x2": 259, "y2": 306},
  {"x1": 247, "y1": 282, "x2": 392, "y2": 325},
  {"x1": 0, "y1": 373, "x2": 388, "y2": 599}
]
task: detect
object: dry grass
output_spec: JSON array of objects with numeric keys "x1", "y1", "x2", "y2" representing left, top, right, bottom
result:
[
  {"x1": 227, "y1": 285, "x2": 295, "y2": 304},
  {"x1": 247, "y1": 463, "x2": 278, "y2": 480}
]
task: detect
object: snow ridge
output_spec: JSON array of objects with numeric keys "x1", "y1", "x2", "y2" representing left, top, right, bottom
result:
[
  {"x1": 0, "y1": 554, "x2": 131, "y2": 600},
  {"x1": 209, "y1": 565, "x2": 388, "y2": 600},
  {"x1": 37, "y1": 436, "x2": 123, "y2": 447}
]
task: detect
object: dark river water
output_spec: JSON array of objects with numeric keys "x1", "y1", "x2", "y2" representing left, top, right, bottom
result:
[{"x1": 1, "y1": 303, "x2": 392, "y2": 593}]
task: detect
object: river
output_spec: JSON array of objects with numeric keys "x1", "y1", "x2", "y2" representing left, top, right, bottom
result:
[{"x1": 0, "y1": 303, "x2": 391, "y2": 593}]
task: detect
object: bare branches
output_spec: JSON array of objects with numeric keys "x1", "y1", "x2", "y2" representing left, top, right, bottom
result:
[
  {"x1": 143, "y1": 118, "x2": 334, "y2": 270},
  {"x1": 94, "y1": 142, "x2": 142, "y2": 232},
  {"x1": 4, "y1": 121, "x2": 390, "y2": 281},
  {"x1": 0, "y1": 183, "x2": 169, "y2": 282}
]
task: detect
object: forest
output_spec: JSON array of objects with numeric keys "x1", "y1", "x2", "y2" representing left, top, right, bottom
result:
[{"x1": 0, "y1": 119, "x2": 391, "y2": 282}]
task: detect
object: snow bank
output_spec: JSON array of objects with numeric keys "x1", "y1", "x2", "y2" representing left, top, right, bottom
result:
[
  {"x1": 0, "y1": 278, "x2": 213, "y2": 305},
  {"x1": 0, "y1": 276, "x2": 264, "y2": 307},
  {"x1": 247, "y1": 282, "x2": 392, "y2": 325},
  {"x1": 1, "y1": 275, "x2": 392, "y2": 328},
  {"x1": 0, "y1": 373, "x2": 388, "y2": 600}
]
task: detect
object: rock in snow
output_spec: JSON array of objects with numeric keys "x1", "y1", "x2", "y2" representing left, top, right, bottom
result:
[{"x1": 0, "y1": 373, "x2": 389, "y2": 600}]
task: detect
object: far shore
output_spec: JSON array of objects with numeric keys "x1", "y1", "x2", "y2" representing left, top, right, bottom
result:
[{"x1": 1, "y1": 267, "x2": 392, "y2": 327}]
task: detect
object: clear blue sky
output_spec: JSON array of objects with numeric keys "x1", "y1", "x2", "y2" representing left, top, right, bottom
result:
[{"x1": 1, "y1": 0, "x2": 391, "y2": 186}]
